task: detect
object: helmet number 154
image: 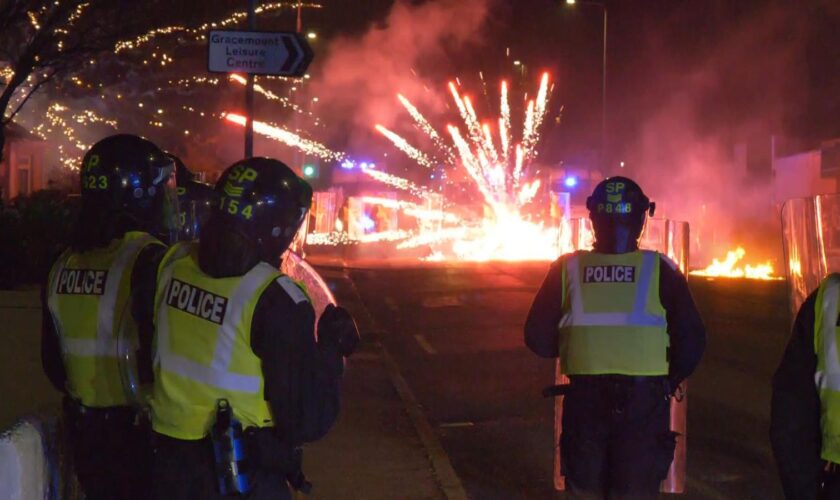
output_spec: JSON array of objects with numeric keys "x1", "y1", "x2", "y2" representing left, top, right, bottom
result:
[{"x1": 220, "y1": 197, "x2": 253, "y2": 220}]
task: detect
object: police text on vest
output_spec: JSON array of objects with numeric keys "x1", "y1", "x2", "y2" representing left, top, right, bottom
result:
[
  {"x1": 166, "y1": 279, "x2": 228, "y2": 324},
  {"x1": 583, "y1": 265, "x2": 636, "y2": 283},
  {"x1": 56, "y1": 269, "x2": 108, "y2": 295}
]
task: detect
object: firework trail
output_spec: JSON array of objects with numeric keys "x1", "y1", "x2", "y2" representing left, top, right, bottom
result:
[
  {"x1": 396, "y1": 94, "x2": 453, "y2": 160},
  {"x1": 224, "y1": 113, "x2": 343, "y2": 161},
  {"x1": 374, "y1": 124, "x2": 435, "y2": 168}
]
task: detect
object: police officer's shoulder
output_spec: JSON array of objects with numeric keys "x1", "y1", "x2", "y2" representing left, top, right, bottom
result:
[
  {"x1": 655, "y1": 252, "x2": 680, "y2": 273},
  {"x1": 553, "y1": 249, "x2": 588, "y2": 268},
  {"x1": 256, "y1": 274, "x2": 314, "y2": 318},
  {"x1": 276, "y1": 275, "x2": 310, "y2": 305}
]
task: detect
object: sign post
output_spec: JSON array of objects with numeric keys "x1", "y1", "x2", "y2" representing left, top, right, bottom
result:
[
  {"x1": 245, "y1": 0, "x2": 256, "y2": 158},
  {"x1": 208, "y1": 24, "x2": 313, "y2": 158}
]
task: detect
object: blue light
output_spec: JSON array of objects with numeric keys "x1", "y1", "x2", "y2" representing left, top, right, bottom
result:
[
  {"x1": 564, "y1": 176, "x2": 578, "y2": 188},
  {"x1": 341, "y1": 160, "x2": 355, "y2": 170},
  {"x1": 360, "y1": 162, "x2": 369, "y2": 169},
  {"x1": 361, "y1": 215, "x2": 375, "y2": 230}
]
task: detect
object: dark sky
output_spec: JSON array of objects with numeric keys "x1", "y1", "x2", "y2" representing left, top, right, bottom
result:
[{"x1": 302, "y1": 0, "x2": 840, "y2": 166}]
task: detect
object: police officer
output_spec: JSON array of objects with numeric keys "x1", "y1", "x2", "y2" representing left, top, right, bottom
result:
[
  {"x1": 170, "y1": 154, "x2": 217, "y2": 242},
  {"x1": 41, "y1": 134, "x2": 178, "y2": 499},
  {"x1": 524, "y1": 176, "x2": 705, "y2": 498},
  {"x1": 771, "y1": 274, "x2": 840, "y2": 497},
  {"x1": 149, "y1": 157, "x2": 359, "y2": 499}
]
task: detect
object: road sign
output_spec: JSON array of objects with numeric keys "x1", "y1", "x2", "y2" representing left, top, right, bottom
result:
[{"x1": 208, "y1": 30, "x2": 313, "y2": 77}]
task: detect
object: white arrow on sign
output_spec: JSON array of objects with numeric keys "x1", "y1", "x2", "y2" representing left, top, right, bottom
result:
[{"x1": 208, "y1": 30, "x2": 313, "y2": 77}]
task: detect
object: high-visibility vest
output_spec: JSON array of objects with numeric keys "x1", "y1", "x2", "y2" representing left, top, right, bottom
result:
[
  {"x1": 46, "y1": 231, "x2": 163, "y2": 407},
  {"x1": 557, "y1": 250, "x2": 669, "y2": 376},
  {"x1": 150, "y1": 243, "x2": 310, "y2": 440},
  {"x1": 813, "y1": 273, "x2": 840, "y2": 463}
]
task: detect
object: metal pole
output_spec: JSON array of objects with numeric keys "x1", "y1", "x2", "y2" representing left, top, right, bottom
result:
[
  {"x1": 297, "y1": 2, "x2": 303, "y2": 32},
  {"x1": 601, "y1": 5, "x2": 607, "y2": 173},
  {"x1": 244, "y1": 0, "x2": 257, "y2": 158}
]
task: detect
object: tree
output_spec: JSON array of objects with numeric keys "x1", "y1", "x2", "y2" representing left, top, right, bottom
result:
[{"x1": 0, "y1": 0, "x2": 168, "y2": 160}]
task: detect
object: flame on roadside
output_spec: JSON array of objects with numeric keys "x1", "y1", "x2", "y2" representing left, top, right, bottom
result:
[{"x1": 690, "y1": 247, "x2": 781, "y2": 280}]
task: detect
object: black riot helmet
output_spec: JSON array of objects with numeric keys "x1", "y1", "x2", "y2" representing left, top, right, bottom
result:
[
  {"x1": 586, "y1": 176, "x2": 655, "y2": 254},
  {"x1": 167, "y1": 154, "x2": 217, "y2": 242},
  {"x1": 171, "y1": 153, "x2": 196, "y2": 186},
  {"x1": 178, "y1": 180, "x2": 217, "y2": 242},
  {"x1": 71, "y1": 134, "x2": 178, "y2": 250},
  {"x1": 199, "y1": 158, "x2": 312, "y2": 275}
]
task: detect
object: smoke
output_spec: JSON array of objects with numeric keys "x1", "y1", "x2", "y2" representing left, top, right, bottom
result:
[
  {"x1": 620, "y1": 3, "x2": 812, "y2": 265},
  {"x1": 308, "y1": 0, "x2": 490, "y2": 151}
]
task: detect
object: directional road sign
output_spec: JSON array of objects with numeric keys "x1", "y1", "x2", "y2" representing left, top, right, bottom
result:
[{"x1": 208, "y1": 30, "x2": 313, "y2": 77}]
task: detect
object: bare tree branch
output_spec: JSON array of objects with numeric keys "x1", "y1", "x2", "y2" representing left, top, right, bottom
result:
[{"x1": 2, "y1": 69, "x2": 55, "y2": 124}]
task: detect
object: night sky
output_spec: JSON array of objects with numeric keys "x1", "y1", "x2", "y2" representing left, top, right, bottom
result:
[{"x1": 307, "y1": 0, "x2": 840, "y2": 166}]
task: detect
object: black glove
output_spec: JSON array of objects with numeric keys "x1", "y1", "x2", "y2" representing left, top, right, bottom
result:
[{"x1": 317, "y1": 304, "x2": 360, "y2": 357}]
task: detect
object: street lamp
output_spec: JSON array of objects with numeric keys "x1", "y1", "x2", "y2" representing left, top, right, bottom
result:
[{"x1": 565, "y1": 0, "x2": 607, "y2": 172}]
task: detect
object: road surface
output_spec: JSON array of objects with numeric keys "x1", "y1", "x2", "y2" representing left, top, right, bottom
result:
[{"x1": 324, "y1": 262, "x2": 789, "y2": 499}]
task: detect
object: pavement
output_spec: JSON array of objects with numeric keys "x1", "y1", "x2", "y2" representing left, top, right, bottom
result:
[{"x1": 0, "y1": 263, "x2": 793, "y2": 499}]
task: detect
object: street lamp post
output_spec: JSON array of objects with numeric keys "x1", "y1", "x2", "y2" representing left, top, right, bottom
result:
[{"x1": 566, "y1": 0, "x2": 607, "y2": 173}]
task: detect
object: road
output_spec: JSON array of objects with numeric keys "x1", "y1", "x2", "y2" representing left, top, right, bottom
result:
[{"x1": 324, "y1": 262, "x2": 790, "y2": 499}]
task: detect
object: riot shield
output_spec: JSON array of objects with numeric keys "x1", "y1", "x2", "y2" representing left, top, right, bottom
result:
[
  {"x1": 117, "y1": 297, "x2": 146, "y2": 408},
  {"x1": 553, "y1": 218, "x2": 689, "y2": 494},
  {"x1": 280, "y1": 251, "x2": 337, "y2": 319},
  {"x1": 119, "y1": 251, "x2": 337, "y2": 406},
  {"x1": 781, "y1": 194, "x2": 840, "y2": 317}
]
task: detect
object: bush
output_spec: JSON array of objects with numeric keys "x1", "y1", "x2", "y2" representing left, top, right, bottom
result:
[{"x1": 0, "y1": 190, "x2": 78, "y2": 289}]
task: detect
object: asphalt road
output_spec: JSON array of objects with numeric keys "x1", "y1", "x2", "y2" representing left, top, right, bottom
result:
[{"x1": 327, "y1": 262, "x2": 791, "y2": 499}]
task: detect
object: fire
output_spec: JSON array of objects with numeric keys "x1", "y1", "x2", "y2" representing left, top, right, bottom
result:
[{"x1": 690, "y1": 247, "x2": 782, "y2": 280}]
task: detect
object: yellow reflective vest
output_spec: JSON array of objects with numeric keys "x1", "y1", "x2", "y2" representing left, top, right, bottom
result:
[
  {"x1": 557, "y1": 250, "x2": 669, "y2": 376},
  {"x1": 150, "y1": 243, "x2": 310, "y2": 440},
  {"x1": 814, "y1": 273, "x2": 840, "y2": 463},
  {"x1": 46, "y1": 231, "x2": 163, "y2": 407}
]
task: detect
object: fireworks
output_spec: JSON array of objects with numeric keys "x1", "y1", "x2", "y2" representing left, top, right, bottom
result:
[
  {"x1": 362, "y1": 72, "x2": 563, "y2": 260},
  {"x1": 224, "y1": 113, "x2": 344, "y2": 161}
]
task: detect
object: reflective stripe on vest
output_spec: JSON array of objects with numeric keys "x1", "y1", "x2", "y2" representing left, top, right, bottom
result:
[
  {"x1": 816, "y1": 274, "x2": 840, "y2": 391},
  {"x1": 48, "y1": 234, "x2": 156, "y2": 357},
  {"x1": 560, "y1": 251, "x2": 667, "y2": 329},
  {"x1": 155, "y1": 251, "x2": 278, "y2": 394},
  {"x1": 557, "y1": 250, "x2": 669, "y2": 376},
  {"x1": 813, "y1": 273, "x2": 840, "y2": 463}
]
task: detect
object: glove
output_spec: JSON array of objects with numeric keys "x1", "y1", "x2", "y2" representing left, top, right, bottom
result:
[{"x1": 317, "y1": 304, "x2": 360, "y2": 357}]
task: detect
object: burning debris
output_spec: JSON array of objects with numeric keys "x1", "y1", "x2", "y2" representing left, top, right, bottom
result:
[{"x1": 690, "y1": 247, "x2": 781, "y2": 280}]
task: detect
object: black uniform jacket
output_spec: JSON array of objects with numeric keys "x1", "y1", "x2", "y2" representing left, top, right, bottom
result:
[
  {"x1": 42, "y1": 249, "x2": 343, "y2": 445},
  {"x1": 770, "y1": 291, "x2": 823, "y2": 499},
  {"x1": 523, "y1": 252, "x2": 706, "y2": 387}
]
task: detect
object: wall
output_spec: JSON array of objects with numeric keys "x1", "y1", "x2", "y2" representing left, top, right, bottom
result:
[{"x1": 773, "y1": 149, "x2": 837, "y2": 204}]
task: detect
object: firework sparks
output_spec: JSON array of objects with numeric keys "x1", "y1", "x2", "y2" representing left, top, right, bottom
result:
[
  {"x1": 374, "y1": 124, "x2": 434, "y2": 168},
  {"x1": 359, "y1": 167, "x2": 433, "y2": 198},
  {"x1": 397, "y1": 94, "x2": 452, "y2": 160},
  {"x1": 224, "y1": 113, "x2": 343, "y2": 161}
]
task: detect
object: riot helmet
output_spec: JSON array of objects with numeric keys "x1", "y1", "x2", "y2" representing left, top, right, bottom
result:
[
  {"x1": 71, "y1": 134, "x2": 179, "y2": 250},
  {"x1": 178, "y1": 180, "x2": 217, "y2": 242},
  {"x1": 199, "y1": 157, "x2": 312, "y2": 275},
  {"x1": 168, "y1": 154, "x2": 217, "y2": 242},
  {"x1": 586, "y1": 176, "x2": 655, "y2": 254}
]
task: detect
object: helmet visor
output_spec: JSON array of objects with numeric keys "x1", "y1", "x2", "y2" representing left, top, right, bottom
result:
[{"x1": 148, "y1": 157, "x2": 180, "y2": 243}]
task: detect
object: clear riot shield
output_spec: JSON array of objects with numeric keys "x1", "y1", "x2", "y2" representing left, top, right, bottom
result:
[
  {"x1": 280, "y1": 251, "x2": 337, "y2": 319},
  {"x1": 553, "y1": 218, "x2": 689, "y2": 494},
  {"x1": 119, "y1": 251, "x2": 337, "y2": 406},
  {"x1": 117, "y1": 298, "x2": 146, "y2": 408},
  {"x1": 781, "y1": 194, "x2": 840, "y2": 317}
]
